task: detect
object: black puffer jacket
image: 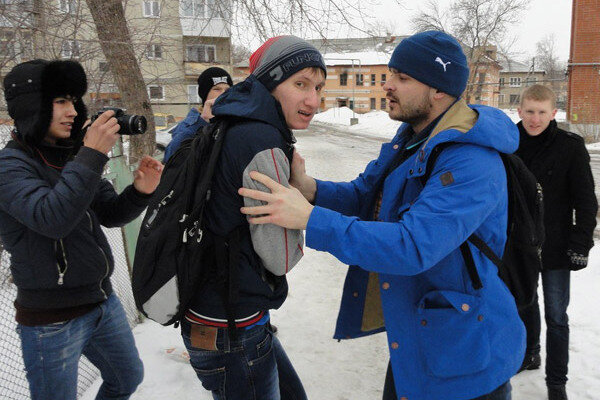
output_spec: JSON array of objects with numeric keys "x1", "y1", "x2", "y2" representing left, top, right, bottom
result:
[
  {"x1": 0, "y1": 142, "x2": 149, "y2": 308},
  {"x1": 516, "y1": 120, "x2": 597, "y2": 270}
]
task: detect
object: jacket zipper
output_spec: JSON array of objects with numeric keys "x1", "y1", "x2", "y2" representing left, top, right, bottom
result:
[
  {"x1": 87, "y1": 211, "x2": 109, "y2": 299},
  {"x1": 55, "y1": 239, "x2": 68, "y2": 285}
]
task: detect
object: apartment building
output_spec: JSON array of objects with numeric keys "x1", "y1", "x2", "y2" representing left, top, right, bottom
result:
[
  {"x1": 0, "y1": 0, "x2": 232, "y2": 121},
  {"x1": 497, "y1": 59, "x2": 547, "y2": 108}
]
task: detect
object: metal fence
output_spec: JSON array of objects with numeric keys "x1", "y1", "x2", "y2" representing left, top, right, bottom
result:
[{"x1": 0, "y1": 225, "x2": 140, "y2": 399}]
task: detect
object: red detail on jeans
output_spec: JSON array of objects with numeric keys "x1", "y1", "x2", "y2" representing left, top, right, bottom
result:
[{"x1": 297, "y1": 244, "x2": 304, "y2": 255}]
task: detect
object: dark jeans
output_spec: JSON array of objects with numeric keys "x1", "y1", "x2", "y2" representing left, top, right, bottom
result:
[
  {"x1": 382, "y1": 362, "x2": 511, "y2": 400},
  {"x1": 519, "y1": 269, "x2": 570, "y2": 386},
  {"x1": 181, "y1": 320, "x2": 306, "y2": 400},
  {"x1": 17, "y1": 293, "x2": 144, "y2": 400}
]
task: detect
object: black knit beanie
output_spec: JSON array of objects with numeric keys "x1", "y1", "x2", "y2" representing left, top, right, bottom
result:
[{"x1": 197, "y1": 67, "x2": 233, "y2": 104}]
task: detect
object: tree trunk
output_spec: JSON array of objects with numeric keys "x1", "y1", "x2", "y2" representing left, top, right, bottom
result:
[{"x1": 85, "y1": 0, "x2": 155, "y2": 162}]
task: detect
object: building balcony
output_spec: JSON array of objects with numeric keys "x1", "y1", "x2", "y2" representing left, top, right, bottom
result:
[{"x1": 184, "y1": 61, "x2": 231, "y2": 78}]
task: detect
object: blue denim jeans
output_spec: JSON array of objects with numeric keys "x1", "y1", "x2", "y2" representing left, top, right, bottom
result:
[
  {"x1": 17, "y1": 293, "x2": 144, "y2": 400},
  {"x1": 519, "y1": 268, "x2": 570, "y2": 386},
  {"x1": 382, "y1": 362, "x2": 511, "y2": 400},
  {"x1": 181, "y1": 319, "x2": 306, "y2": 400}
]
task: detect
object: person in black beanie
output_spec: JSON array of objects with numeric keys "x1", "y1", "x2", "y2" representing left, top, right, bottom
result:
[
  {"x1": 163, "y1": 67, "x2": 232, "y2": 162},
  {"x1": 515, "y1": 84, "x2": 597, "y2": 400},
  {"x1": 0, "y1": 59, "x2": 163, "y2": 400}
]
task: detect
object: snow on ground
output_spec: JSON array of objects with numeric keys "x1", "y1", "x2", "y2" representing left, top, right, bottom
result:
[{"x1": 82, "y1": 115, "x2": 599, "y2": 400}]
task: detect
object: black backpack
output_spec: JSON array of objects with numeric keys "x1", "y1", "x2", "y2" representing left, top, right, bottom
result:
[
  {"x1": 423, "y1": 144, "x2": 544, "y2": 310},
  {"x1": 132, "y1": 119, "x2": 240, "y2": 327}
]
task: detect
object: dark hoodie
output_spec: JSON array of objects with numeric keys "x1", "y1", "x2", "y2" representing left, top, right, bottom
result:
[{"x1": 185, "y1": 75, "x2": 305, "y2": 325}]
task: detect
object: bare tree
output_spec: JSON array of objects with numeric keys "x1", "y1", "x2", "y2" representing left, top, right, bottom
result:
[
  {"x1": 412, "y1": 0, "x2": 528, "y2": 102},
  {"x1": 535, "y1": 33, "x2": 566, "y2": 91},
  {"x1": 86, "y1": 0, "x2": 156, "y2": 160}
]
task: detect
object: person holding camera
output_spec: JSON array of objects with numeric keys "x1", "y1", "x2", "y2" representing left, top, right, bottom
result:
[{"x1": 0, "y1": 59, "x2": 162, "y2": 400}]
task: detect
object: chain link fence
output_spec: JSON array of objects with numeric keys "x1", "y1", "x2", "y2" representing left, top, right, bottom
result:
[{"x1": 0, "y1": 201, "x2": 141, "y2": 399}]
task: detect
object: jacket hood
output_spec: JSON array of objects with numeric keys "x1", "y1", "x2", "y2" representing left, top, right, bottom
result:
[
  {"x1": 211, "y1": 75, "x2": 289, "y2": 136},
  {"x1": 3, "y1": 59, "x2": 88, "y2": 148},
  {"x1": 418, "y1": 100, "x2": 519, "y2": 155}
]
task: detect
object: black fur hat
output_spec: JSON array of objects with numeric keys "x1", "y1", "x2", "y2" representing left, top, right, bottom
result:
[{"x1": 3, "y1": 59, "x2": 88, "y2": 147}]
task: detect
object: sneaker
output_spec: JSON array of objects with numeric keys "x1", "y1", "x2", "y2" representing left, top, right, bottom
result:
[
  {"x1": 517, "y1": 352, "x2": 541, "y2": 373},
  {"x1": 547, "y1": 385, "x2": 568, "y2": 400}
]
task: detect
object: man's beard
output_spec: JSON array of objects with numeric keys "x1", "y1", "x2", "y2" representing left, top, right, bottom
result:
[{"x1": 388, "y1": 93, "x2": 432, "y2": 126}]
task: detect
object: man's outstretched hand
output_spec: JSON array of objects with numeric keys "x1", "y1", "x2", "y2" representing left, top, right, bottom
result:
[{"x1": 239, "y1": 171, "x2": 314, "y2": 230}]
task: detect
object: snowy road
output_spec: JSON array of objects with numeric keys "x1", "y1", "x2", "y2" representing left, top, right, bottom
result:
[{"x1": 81, "y1": 122, "x2": 599, "y2": 400}]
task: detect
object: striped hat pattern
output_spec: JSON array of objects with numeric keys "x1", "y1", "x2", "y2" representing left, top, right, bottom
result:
[{"x1": 249, "y1": 35, "x2": 326, "y2": 92}]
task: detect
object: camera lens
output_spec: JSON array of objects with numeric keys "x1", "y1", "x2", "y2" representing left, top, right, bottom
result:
[{"x1": 125, "y1": 115, "x2": 147, "y2": 135}]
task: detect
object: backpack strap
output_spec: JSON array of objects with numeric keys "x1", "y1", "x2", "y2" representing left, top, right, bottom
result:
[{"x1": 420, "y1": 142, "x2": 505, "y2": 291}]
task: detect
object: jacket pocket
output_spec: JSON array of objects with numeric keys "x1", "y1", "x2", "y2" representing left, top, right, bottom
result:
[{"x1": 416, "y1": 290, "x2": 490, "y2": 378}]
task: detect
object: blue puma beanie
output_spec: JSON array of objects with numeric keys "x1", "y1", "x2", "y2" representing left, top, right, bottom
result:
[{"x1": 388, "y1": 31, "x2": 469, "y2": 98}]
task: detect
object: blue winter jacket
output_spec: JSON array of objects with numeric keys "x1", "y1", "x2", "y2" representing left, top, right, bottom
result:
[
  {"x1": 163, "y1": 107, "x2": 208, "y2": 162},
  {"x1": 306, "y1": 100, "x2": 526, "y2": 400}
]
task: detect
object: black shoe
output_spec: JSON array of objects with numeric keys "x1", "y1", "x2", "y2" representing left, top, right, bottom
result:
[
  {"x1": 517, "y1": 352, "x2": 541, "y2": 373},
  {"x1": 547, "y1": 385, "x2": 568, "y2": 400}
]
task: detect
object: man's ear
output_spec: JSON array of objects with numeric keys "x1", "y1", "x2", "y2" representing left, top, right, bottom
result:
[{"x1": 431, "y1": 89, "x2": 446, "y2": 101}]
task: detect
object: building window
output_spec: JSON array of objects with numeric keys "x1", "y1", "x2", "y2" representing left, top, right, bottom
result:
[
  {"x1": 509, "y1": 94, "x2": 520, "y2": 104},
  {"x1": 186, "y1": 44, "x2": 216, "y2": 62},
  {"x1": 370, "y1": 98, "x2": 376, "y2": 110},
  {"x1": 146, "y1": 44, "x2": 162, "y2": 60},
  {"x1": 498, "y1": 94, "x2": 505, "y2": 104},
  {"x1": 525, "y1": 77, "x2": 537, "y2": 85},
  {"x1": 349, "y1": 100, "x2": 354, "y2": 110},
  {"x1": 148, "y1": 85, "x2": 164, "y2": 100},
  {"x1": 370, "y1": 74, "x2": 376, "y2": 86},
  {"x1": 499, "y1": 77, "x2": 505, "y2": 87},
  {"x1": 381, "y1": 73, "x2": 386, "y2": 85},
  {"x1": 0, "y1": 31, "x2": 15, "y2": 59},
  {"x1": 355, "y1": 74, "x2": 364, "y2": 86},
  {"x1": 143, "y1": 0, "x2": 160, "y2": 17},
  {"x1": 340, "y1": 72, "x2": 348, "y2": 86},
  {"x1": 187, "y1": 85, "x2": 200, "y2": 103},
  {"x1": 58, "y1": 0, "x2": 76, "y2": 14},
  {"x1": 181, "y1": 0, "x2": 215, "y2": 17},
  {"x1": 98, "y1": 61, "x2": 109, "y2": 72},
  {"x1": 60, "y1": 40, "x2": 80, "y2": 58},
  {"x1": 509, "y1": 77, "x2": 521, "y2": 87},
  {"x1": 381, "y1": 98, "x2": 386, "y2": 110}
]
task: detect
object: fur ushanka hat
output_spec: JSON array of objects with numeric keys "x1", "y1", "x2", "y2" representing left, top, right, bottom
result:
[{"x1": 3, "y1": 59, "x2": 88, "y2": 147}]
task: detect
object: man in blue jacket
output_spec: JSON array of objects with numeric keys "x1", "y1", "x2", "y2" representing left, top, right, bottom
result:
[
  {"x1": 239, "y1": 31, "x2": 526, "y2": 400},
  {"x1": 163, "y1": 67, "x2": 232, "y2": 162},
  {"x1": 0, "y1": 59, "x2": 162, "y2": 400}
]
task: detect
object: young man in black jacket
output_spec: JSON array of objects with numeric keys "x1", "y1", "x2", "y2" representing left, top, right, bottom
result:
[
  {"x1": 515, "y1": 85, "x2": 597, "y2": 400},
  {"x1": 0, "y1": 59, "x2": 162, "y2": 400}
]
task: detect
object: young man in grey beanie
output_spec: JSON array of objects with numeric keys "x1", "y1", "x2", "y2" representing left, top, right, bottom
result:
[
  {"x1": 180, "y1": 35, "x2": 326, "y2": 400},
  {"x1": 239, "y1": 30, "x2": 525, "y2": 400},
  {"x1": 163, "y1": 67, "x2": 233, "y2": 162}
]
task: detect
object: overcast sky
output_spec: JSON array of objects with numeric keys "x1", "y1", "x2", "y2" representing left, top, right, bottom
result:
[{"x1": 367, "y1": 0, "x2": 573, "y2": 62}]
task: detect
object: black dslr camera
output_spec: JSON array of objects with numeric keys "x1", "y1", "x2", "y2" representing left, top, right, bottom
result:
[{"x1": 91, "y1": 107, "x2": 147, "y2": 135}]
